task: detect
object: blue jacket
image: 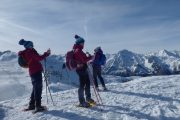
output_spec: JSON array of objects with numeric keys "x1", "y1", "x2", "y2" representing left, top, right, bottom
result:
[{"x1": 93, "y1": 49, "x2": 103, "y2": 66}]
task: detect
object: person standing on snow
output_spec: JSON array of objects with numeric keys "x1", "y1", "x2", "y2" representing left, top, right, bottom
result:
[
  {"x1": 92, "y1": 47, "x2": 107, "y2": 91},
  {"x1": 73, "y1": 35, "x2": 95, "y2": 107},
  {"x1": 18, "y1": 39, "x2": 50, "y2": 112}
]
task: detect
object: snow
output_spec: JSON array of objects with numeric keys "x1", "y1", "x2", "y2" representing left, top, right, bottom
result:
[
  {"x1": 0, "y1": 51, "x2": 17, "y2": 61},
  {"x1": 1, "y1": 74, "x2": 180, "y2": 120},
  {"x1": 103, "y1": 49, "x2": 180, "y2": 76},
  {"x1": 1, "y1": 50, "x2": 180, "y2": 120},
  {"x1": 0, "y1": 59, "x2": 31, "y2": 101}
]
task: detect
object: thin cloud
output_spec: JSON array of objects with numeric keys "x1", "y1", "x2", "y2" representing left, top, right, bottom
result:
[
  {"x1": 0, "y1": 0, "x2": 180, "y2": 54},
  {"x1": 0, "y1": 19, "x2": 38, "y2": 34}
]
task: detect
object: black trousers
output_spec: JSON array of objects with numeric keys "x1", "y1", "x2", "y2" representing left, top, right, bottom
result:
[
  {"x1": 76, "y1": 69, "x2": 91, "y2": 104},
  {"x1": 29, "y1": 71, "x2": 43, "y2": 107},
  {"x1": 93, "y1": 65, "x2": 105, "y2": 88}
]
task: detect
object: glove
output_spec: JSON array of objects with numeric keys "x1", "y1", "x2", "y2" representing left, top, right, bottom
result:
[
  {"x1": 87, "y1": 60, "x2": 93, "y2": 65},
  {"x1": 62, "y1": 63, "x2": 66, "y2": 69},
  {"x1": 44, "y1": 49, "x2": 51, "y2": 57},
  {"x1": 86, "y1": 52, "x2": 91, "y2": 57}
]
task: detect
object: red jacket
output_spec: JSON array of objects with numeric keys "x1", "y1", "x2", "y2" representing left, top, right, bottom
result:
[
  {"x1": 73, "y1": 44, "x2": 91, "y2": 70},
  {"x1": 18, "y1": 48, "x2": 49, "y2": 76}
]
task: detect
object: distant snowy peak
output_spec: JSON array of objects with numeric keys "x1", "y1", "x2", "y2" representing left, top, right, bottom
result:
[
  {"x1": 0, "y1": 50, "x2": 65, "y2": 62},
  {"x1": 150, "y1": 49, "x2": 180, "y2": 58},
  {"x1": 103, "y1": 49, "x2": 180, "y2": 76},
  {"x1": 116, "y1": 49, "x2": 144, "y2": 65},
  {"x1": 0, "y1": 50, "x2": 17, "y2": 61},
  {"x1": 103, "y1": 50, "x2": 146, "y2": 76}
]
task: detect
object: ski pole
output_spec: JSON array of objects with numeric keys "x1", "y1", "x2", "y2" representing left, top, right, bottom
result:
[
  {"x1": 88, "y1": 65, "x2": 103, "y2": 104},
  {"x1": 87, "y1": 66, "x2": 104, "y2": 111},
  {"x1": 87, "y1": 65, "x2": 103, "y2": 105},
  {"x1": 44, "y1": 59, "x2": 55, "y2": 106},
  {"x1": 88, "y1": 68, "x2": 100, "y2": 104},
  {"x1": 44, "y1": 59, "x2": 49, "y2": 104},
  {"x1": 46, "y1": 77, "x2": 55, "y2": 106}
]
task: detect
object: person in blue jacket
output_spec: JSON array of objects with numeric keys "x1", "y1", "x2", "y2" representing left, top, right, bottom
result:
[{"x1": 92, "y1": 47, "x2": 107, "y2": 91}]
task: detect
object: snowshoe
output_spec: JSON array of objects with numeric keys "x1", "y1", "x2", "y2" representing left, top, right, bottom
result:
[{"x1": 32, "y1": 106, "x2": 47, "y2": 114}]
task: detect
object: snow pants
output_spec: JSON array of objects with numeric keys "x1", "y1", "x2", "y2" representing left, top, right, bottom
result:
[
  {"x1": 76, "y1": 69, "x2": 91, "y2": 104},
  {"x1": 93, "y1": 65, "x2": 105, "y2": 88},
  {"x1": 29, "y1": 71, "x2": 43, "y2": 108}
]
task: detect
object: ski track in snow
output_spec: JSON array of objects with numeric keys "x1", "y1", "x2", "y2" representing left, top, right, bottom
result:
[{"x1": 1, "y1": 75, "x2": 180, "y2": 120}]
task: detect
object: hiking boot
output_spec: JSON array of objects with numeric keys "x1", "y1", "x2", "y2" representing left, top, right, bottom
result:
[
  {"x1": 36, "y1": 106, "x2": 46, "y2": 111},
  {"x1": 33, "y1": 106, "x2": 47, "y2": 113},
  {"x1": 79, "y1": 102, "x2": 90, "y2": 108},
  {"x1": 29, "y1": 105, "x2": 35, "y2": 109},
  {"x1": 23, "y1": 105, "x2": 35, "y2": 111},
  {"x1": 86, "y1": 98, "x2": 96, "y2": 104},
  {"x1": 103, "y1": 87, "x2": 107, "y2": 91},
  {"x1": 95, "y1": 87, "x2": 100, "y2": 91}
]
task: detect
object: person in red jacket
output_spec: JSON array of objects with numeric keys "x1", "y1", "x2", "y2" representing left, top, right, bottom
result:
[
  {"x1": 73, "y1": 35, "x2": 95, "y2": 107},
  {"x1": 18, "y1": 39, "x2": 50, "y2": 112}
]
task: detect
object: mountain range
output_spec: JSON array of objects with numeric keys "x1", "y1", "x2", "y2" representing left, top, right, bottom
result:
[
  {"x1": 103, "y1": 49, "x2": 180, "y2": 76},
  {"x1": 0, "y1": 49, "x2": 180, "y2": 77}
]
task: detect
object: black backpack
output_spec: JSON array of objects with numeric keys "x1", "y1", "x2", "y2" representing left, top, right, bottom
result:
[{"x1": 18, "y1": 55, "x2": 28, "y2": 68}]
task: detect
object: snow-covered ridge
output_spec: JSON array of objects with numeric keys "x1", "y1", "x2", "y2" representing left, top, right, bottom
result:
[
  {"x1": 103, "y1": 49, "x2": 180, "y2": 76},
  {"x1": 0, "y1": 50, "x2": 17, "y2": 61},
  {"x1": 1, "y1": 49, "x2": 180, "y2": 77}
]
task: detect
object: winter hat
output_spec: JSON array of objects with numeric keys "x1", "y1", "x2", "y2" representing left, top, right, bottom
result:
[
  {"x1": 19, "y1": 39, "x2": 33, "y2": 48},
  {"x1": 74, "y1": 35, "x2": 85, "y2": 45},
  {"x1": 94, "y1": 46, "x2": 101, "y2": 52}
]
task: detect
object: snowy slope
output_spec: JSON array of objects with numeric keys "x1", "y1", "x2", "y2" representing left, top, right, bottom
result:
[{"x1": 1, "y1": 75, "x2": 180, "y2": 120}]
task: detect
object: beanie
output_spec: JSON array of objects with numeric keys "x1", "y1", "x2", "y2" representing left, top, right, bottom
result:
[
  {"x1": 19, "y1": 39, "x2": 33, "y2": 48},
  {"x1": 94, "y1": 46, "x2": 101, "y2": 52},
  {"x1": 74, "y1": 35, "x2": 85, "y2": 45}
]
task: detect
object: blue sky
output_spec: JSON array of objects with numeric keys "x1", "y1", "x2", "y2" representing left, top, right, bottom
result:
[{"x1": 0, "y1": 0, "x2": 180, "y2": 54}]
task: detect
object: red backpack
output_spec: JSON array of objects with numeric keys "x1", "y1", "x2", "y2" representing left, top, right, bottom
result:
[{"x1": 65, "y1": 50, "x2": 77, "y2": 70}]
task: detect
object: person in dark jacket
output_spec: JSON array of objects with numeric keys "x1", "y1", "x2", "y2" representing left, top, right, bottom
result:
[
  {"x1": 73, "y1": 35, "x2": 95, "y2": 107},
  {"x1": 18, "y1": 39, "x2": 50, "y2": 112},
  {"x1": 92, "y1": 47, "x2": 107, "y2": 91}
]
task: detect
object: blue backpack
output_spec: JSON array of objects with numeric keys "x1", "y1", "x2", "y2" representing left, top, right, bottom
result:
[{"x1": 99, "y1": 54, "x2": 106, "y2": 65}]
